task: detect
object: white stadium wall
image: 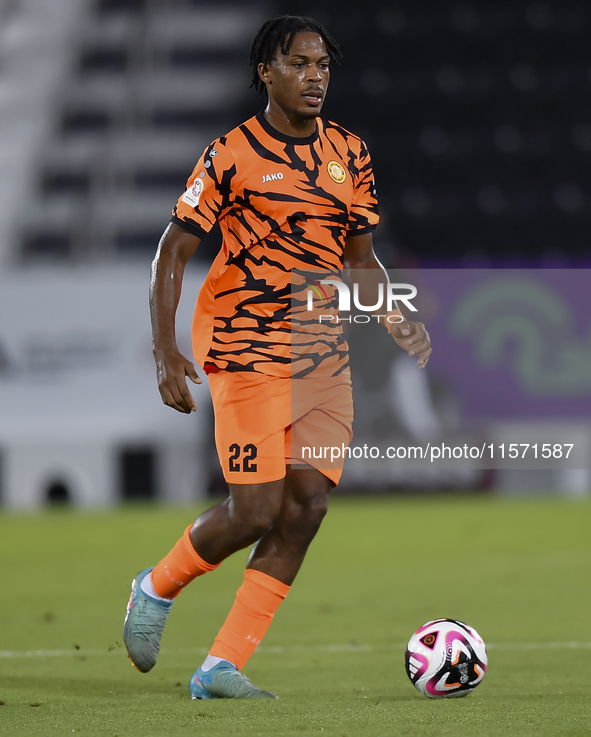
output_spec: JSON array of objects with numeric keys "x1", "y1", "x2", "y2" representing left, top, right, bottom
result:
[{"x1": 0, "y1": 265, "x2": 211, "y2": 508}]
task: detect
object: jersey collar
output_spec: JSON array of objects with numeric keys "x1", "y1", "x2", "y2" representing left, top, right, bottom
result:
[{"x1": 256, "y1": 111, "x2": 320, "y2": 146}]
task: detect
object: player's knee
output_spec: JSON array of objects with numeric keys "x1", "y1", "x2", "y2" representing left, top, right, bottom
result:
[
  {"x1": 230, "y1": 506, "x2": 276, "y2": 543},
  {"x1": 247, "y1": 516, "x2": 275, "y2": 541},
  {"x1": 306, "y1": 493, "x2": 328, "y2": 526},
  {"x1": 292, "y1": 492, "x2": 328, "y2": 537},
  {"x1": 226, "y1": 485, "x2": 282, "y2": 543}
]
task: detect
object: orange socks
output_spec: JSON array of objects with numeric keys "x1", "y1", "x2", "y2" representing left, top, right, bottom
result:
[
  {"x1": 151, "y1": 529, "x2": 289, "y2": 670},
  {"x1": 151, "y1": 525, "x2": 220, "y2": 599},
  {"x1": 209, "y1": 568, "x2": 290, "y2": 670}
]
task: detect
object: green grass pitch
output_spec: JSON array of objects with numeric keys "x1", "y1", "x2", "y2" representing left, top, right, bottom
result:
[{"x1": 1, "y1": 495, "x2": 591, "y2": 737}]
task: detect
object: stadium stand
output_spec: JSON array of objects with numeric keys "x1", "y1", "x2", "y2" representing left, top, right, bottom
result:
[
  {"x1": 8, "y1": 0, "x2": 591, "y2": 265},
  {"x1": 310, "y1": 0, "x2": 591, "y2": 266},
  {"x1": 0, "y1": 0, "x2": 88, "y2": 269},
  {"x1": 16, "y1": 0, "x2": 265, "y2": 263},
  {"x1": 258, "y1": 0, "x2": 591, "y2": 264}
]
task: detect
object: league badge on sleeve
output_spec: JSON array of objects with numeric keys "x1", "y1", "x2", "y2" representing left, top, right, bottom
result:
[{"x1": 181, "y1": 178, "x2": 204, "y2": 208}]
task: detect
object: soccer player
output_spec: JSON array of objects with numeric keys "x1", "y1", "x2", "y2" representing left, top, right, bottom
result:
[{"x1": 123, "y1": 15, "x2": 432, "y2": 700}]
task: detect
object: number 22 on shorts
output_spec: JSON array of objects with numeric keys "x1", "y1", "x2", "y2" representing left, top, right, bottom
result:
[{"x1": 228, "y1": 443, "x2": 258, "y2": 472}]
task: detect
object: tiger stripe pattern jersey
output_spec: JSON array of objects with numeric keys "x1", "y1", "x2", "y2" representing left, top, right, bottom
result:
[{"x1": 172, "y1": 112, "x2": 379, "y2": 377}]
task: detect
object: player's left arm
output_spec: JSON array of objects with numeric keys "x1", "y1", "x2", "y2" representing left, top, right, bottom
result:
[{"x1": 343, "y1": 232, "x2": 432, "y2": 369}]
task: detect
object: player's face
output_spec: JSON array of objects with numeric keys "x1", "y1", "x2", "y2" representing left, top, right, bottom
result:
[{"x1": 260, "y1": 32, "x2": 331, "y2": 120}]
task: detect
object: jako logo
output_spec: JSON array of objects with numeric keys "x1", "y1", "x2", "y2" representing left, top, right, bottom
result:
[
  {"x1": 306, "y1": 280, "x2": 418, "y2": 313},
  {"x1": 262, "y1": 173, "x2": 284, "y2": 182}
]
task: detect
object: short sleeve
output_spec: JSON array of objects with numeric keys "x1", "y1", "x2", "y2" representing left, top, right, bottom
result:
[
  {"x1": 347, "y1": 139, "x2": 380, "y2": 236},
  {"x1": 171, "y1": 140, "x2": 236, "y2": 238}
]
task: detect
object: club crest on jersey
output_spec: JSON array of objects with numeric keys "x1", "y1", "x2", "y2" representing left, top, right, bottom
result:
[
  {"x1": 181, "y1": 177, "x2": 203, "y2": 208},
  {"x1": 327, "y1": 160, "x2": 347, "y2": 184},
  {"x1": 262, "y1": 172, "x2": 284, "y2": 183}
]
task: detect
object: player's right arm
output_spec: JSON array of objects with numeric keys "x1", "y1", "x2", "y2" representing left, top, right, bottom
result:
[
  {"x1": 150, "y1": 222, "x2": 202, "y2": 414},
  {"x1": 153, "y1": 137, "x2": 234, "y2": 412}
]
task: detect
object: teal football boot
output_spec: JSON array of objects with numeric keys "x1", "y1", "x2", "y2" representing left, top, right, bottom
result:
[
  {"x1": 189, "y1": 661, "x2": 278, "y2": 700},
  {"x1": 123, "y1": 568, "x2": 173, "y2": 672}
]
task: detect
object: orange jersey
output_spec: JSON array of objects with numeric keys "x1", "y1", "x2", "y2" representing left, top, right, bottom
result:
[{"x1": 172, "y1": 112, "x2": 379, "y2": 377}]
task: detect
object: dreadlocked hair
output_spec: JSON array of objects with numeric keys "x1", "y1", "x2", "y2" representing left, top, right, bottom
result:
[{"x1": 249, "y1": 15, "x2": 342, "y2": 97}]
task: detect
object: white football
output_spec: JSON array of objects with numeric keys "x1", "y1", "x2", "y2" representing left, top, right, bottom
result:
[{"x1": 405, "y1": 618, "x2": 487, "y2": 698}]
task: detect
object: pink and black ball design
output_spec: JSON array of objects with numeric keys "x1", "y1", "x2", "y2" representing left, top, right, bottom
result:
[{"x1": 405, "y1": 618, "x2": 487, "y2": 698}]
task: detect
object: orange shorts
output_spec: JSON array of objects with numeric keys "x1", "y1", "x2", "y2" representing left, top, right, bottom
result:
[{"x1": 207, "y1": 369, "x2": 353, "y2": 485}]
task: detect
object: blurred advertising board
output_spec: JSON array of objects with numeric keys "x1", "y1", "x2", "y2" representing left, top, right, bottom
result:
[
  {"x1": 416, "y1": 269, "x2": 591, "y2": 420},
  {"x1": 289, "y1": 269, "x2": 590, "y2": 485},
  {"x1": 0, "y1": 266, "x2": 209, "y2": 507}
]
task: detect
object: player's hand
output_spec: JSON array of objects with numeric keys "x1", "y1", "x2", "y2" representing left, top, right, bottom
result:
[
  {"x1": 387, "y1": 314, "x2": 432, "y2": 370},
  {"x1": 154, "y1": 349, "x2": 202, "y2": 413}
]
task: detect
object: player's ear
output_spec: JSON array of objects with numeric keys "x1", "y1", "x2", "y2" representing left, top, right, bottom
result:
[{"x1": 258, "y1": 62, "x2": 272, "y2": 86}]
